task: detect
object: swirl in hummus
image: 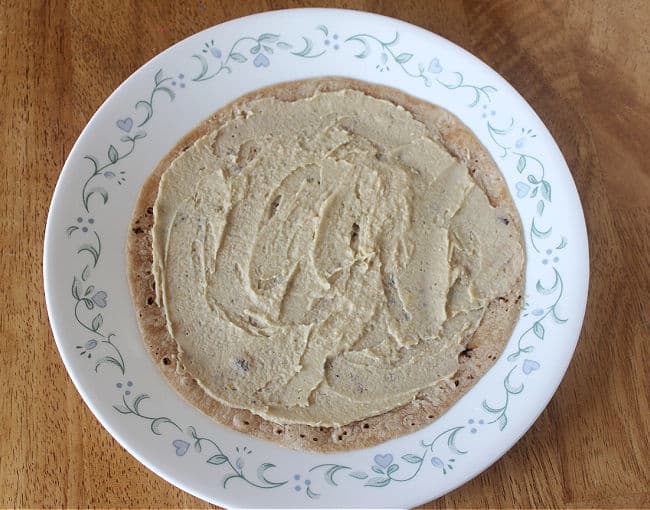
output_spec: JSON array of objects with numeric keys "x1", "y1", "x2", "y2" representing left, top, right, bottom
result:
[{"x1": 152, "y1": 89, "x2": 523, "y2": 427}]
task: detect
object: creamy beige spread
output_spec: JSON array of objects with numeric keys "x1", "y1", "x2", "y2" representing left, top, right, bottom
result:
[{"x1": 152, "y1": 89, "x2": 523, "y2": 427}]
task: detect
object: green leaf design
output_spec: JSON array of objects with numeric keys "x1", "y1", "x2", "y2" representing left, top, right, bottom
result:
[
  {"x1": 507, "y1": 351, "x2": 521, "y2": 362},
  {"x1": 151, "y1": 417, "x2": 173, "y2": 435},
  {"x1": 530, "y1": 187, "x2": 538, "y2": 198},
  {"x1": 155, "y1": 86, "x2": 175, "y2": 101},
  {"x1": 306, "y1": 486, "x2": 320, "y2": 499},
  {"x1": 365, "y1": 476, "x2": 391, "y2": 487},
  {"x1": 345, "y1": 36, "x2": 370, "y2": 58},
  {"x1": 276, "y1": 41, "x2": 292, "y2": 49},
  {"x1": 482, "y1": 400, "x2": 503, "y2": 414},
  {"x1": 113, "y1": 404, "x2": 131, "y2": 414},
  {"x1": 131, "y1": 394, "x2": 149, "y2": 413},
  {"x1": 527, "y1": 174, "x2": 538, "y2": 184},
  {"x1": 95, "y1": 356, "x2": 124, "y2": 373},
  {"x1": 291, "y1": 37, "x2": 314, "y2": 57},
  {"x1": 66, "y1": 225, "x2": 79, "y2": 237},
  {"x1": 86, "y1": 187, "x2": 109, "y2": 207},
  {"x1": 468, "y1": 91, "x2": 482, "y2": 108},
  {"x1": 258, "y1": 33, "x2": 280, "y2": 43},
  {"x1": 395, "y1": 52, "x2": 413, "y2": 64},
  {"x1": 386, "y1": 464, "x2": 399, "y2": 476},
  {"x1": 255, "y1": 462, "x2": 286, "y2": 487},
  {"x1": 517, "y1": 155, "x2": 526, "y2": 173},
  {"x1": 531, "y1": 219, "x2": 552, "y2": 239},
  {"x1": 448, "y1": 427, "x2": 468, "y2": 454},
  {"x1": 135, "y1": 99, "x2": 154, "y2": 125},
  {"x1": 323, "y1": 465, "x2": 349, "y2": 486},
  {"x1": 541, "y1": 180, "x2": 552, "y2": 201},
  {"x1": 154, "y1": 69, "x2": 164, "y2": 86},
  {"x1": 81, "y1": 265, "x2": 90, "y2": 281},
  {"x1": 487, "y1": 118, "x2": 513, "y2": 135},
  {"x1": 537, "y1": 200, "x2": 545, "y2": 216},
  {"x1": 556, "y1": 236, "x2": 568, "y2": 249},
  {"x1": 316, "y1": 25, "x2": 328, "y2": 36},
  {"x1": 84, "y1": 155, "x2": 100, "y2": 173},
  {"x1": 486, "y1": 118, "x2": 513, "y2": 151},
  {"x1": 497, "y1": 414, "x2": 507, "y2": 431},
  {"x1": 78, "y1": 239, "x2": 100, "y2": 267},
  {"x1": 250, "y1": 44, "x2": 260, "y2": 54},
  {"x1": 537, "y1": 267, "x2": 560, "y2": 295},
  {"x1": 263, "y1": 45, "x2": 273, "y2": 54},
  {"x1": 483, "y1": 85, "x2": 497, "y2": 96},
  {"x1": 91, "y1": 313, "x2": 103, "y2": 332},
  {"x1": 371, "y1": 465, "x2": 384, "y2": 475},
  {"x1": 230, "y1": 52, "x2": 247, "y2": 63},
  {"x1": 191, "y1": 54, "x2": 209, "y2": 81},
  {"x1": 385, "y1": 32, "x2": 399, "y2": 46},
  {"x1": 533, "y1": 322, "x2": 545, "y2": 339},
  {"x1": 72, "y1": 276, "x2": 81, "y2": 300},
  {"x1": 401, "y1": 454, "x2": 422, "y2": 464},
  {"x1": 84, "y1": 285, "x2": 95, "y2": 297},
  {"x1": 504, "y1": 377, "x2": 524, "y2": 395},
  {"x1": 536, "y1": 280, "x2": 553, "y2": 294},
  {"x1": 207, "y1": 454, "x2": 228, "y2": 465},
  {"x1": 507, "y1": 351, "x2": 520, "y2": 362},
  {"x1": 256, "y1": 462, "x2": 271, "y2": 480},
  {"x1": 348, "y1": 471, "x2": 368, "y2": 479},
  {"x1": 222, "y1": 473, "x2": 240, "y2": 487},
  {"x1": 108, "y1": 145, "x2": 118, "y2": 163},
  {"x1": 552, "y1": 309, "x2": 568, "y2": 324}
]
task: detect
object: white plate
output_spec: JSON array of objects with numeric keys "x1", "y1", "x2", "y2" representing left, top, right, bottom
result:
[{"x1": 44, "y1": 8, "x2": 589, "y2": 508}]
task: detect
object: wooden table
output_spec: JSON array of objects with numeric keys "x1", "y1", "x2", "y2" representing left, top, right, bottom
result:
[{"x1": 1, "y1": 0, "x2": 648, "y2": 507}]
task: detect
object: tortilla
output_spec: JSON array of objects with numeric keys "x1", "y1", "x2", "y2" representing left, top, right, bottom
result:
[{"x1": 127, "y1": 77, "x2": 524, "y2": 452}]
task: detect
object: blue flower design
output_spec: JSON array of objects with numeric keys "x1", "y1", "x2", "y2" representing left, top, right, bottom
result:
[
  {"x1": 91, "y1": 290, "x2": 108, "y2": 308},
  {"x1": 427, "y1": 58, "x2": 442, "y2": 73},
  {"x1": 516, "y1": 182, "x2": 531, "y2": 198},
  {"x1": 253, "y1": 53, "x2": 270, "y2": 67},
  {"x1": 522, "y1": 359, "x2": 541, "y2": 374},
  {"x1": 103, "y1": 170, "x2": 126, "y2": 184},
  {"x1": 542, "y1": 248, "x2": 560, "y2": 265},
  {"x1": 515, "y1": 128, "x2": 537, "y2": 149},
  {"x1": 202, "y1": 40, "x2": 222, "y2": 58},
  {"x1": 430, "y1": 456, "x2": 456, "y2": 474},
  {"x1": 376, "y1": 52, "x2": 389, "y2": 72},
  {"x1": 74, "y1": 216, "x2": 95, "y2": 233},
  {"x1": 171, "y1": 74, "x2": 186, "y2": 89},
  {"x1": 482, "y1": 105, "x2": 496, "y2": 119},
  {"x1": 324, "y1": 33, "x2": 340, "y2": 50},
  {"x1": 374, "y1": 453, "x2": 394, "y2": 468},
  {"x1": 75, "y1": 339, "x2": 98, "y2": 358},
  {"x1": 116, "y1": 380, "x2": 133, "y2": 395}
]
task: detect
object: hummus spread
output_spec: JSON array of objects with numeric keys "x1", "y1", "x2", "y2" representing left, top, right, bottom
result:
[{"x1": 152, "y1": 89, "x2": 523, "y2": 427}]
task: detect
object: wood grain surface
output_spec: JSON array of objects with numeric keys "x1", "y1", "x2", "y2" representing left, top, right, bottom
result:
[{"x1": 1, "y1": 0, "x2": 648, "y2": 508}]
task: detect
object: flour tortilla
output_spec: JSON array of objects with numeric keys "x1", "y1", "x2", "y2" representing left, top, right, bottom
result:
[{"x1": 126, "y1": 77, "x2": 524, "y2": 452}]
